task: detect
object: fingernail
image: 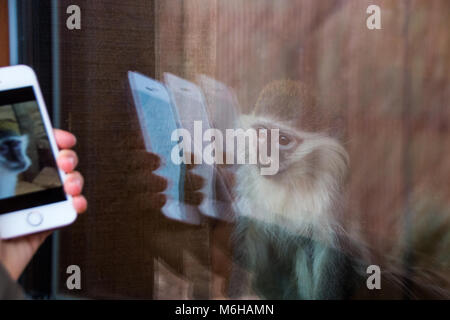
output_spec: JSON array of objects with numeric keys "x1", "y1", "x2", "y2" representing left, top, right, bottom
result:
[
  {"x1": 72, "y1": 178, "x2": 82, "y2": 189},
  {"x1": 66, "y1": 156, "x2": 76, "y2": 168}
]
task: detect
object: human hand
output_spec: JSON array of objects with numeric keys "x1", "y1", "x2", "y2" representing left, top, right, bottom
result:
[{"x1": 0, "y1": 129, "x2": 87, "y2": 280}]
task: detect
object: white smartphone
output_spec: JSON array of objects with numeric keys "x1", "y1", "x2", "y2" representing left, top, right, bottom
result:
[{"x1": 0, "y1": 65, "x2": 77, "y2": 239}]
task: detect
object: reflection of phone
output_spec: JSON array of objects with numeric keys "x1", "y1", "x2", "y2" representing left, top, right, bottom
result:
[
  {"x1": 198, "y1": 75, "x2": 241, "y2": 222},
  {"x1": 128, "y1": 71, "x2": 200, "y2": 225},
  {"x1": 198, "y1": 75, "x2": 239, "y2": 136},
  {"x1": 0, "y1": 65, "x2": 77, "y2": 239},
  {"x1": 164, "y1": 73, "x2": 217, "y2": 219}
]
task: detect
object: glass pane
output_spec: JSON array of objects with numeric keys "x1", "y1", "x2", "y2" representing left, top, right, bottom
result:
[{"x1": 54, "y1": 0, "x2": 450, "y2": 299}]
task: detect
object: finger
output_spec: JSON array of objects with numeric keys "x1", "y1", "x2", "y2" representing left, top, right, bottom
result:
[
  {"x1": 147, "y1": 173, "x2": 168, "y2": 193},
  {"x1": 148, "y1": 193, "x2": 167, "y2": 210},
  {"x1": 146, "y1": 153, "x2": 162, "y2": 171},
  {"x1": 185, "y1": 172, "x2": 205, "y2": 192},
  {"x1": 54, "y1": 129, "x2": 77, "y2": 149},
  {"x1": 126, "y1": 172, "x2": 168, "y2": 194},
  {"x1": 183, "y1": 191, "x2": 204, "y2": 206},
  {"x1": 64, "y1": 171, "x2": 84, "y2": 196},
  {"x1": 72, "y1": 195, "x2": 88, "y2": 214},
  {"x1": 127, "y1": 151, "x2": 162, "y2": 172},
  {"x1": 57, "y1": 150, "x2": 79, "y2": 173},
  {"x1": 131, "y1": 192, "x2": 167, "y2": 211}
]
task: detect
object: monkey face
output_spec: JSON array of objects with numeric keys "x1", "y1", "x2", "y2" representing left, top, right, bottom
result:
[
  {"x1": 242, "y1": 114, "x2": 348, "y2": 184},
  {"x1": 0, "y1": 134, "x2": 31, "y2": 173},
  {"x1": 251, "y1": 121, "x2": 304, "y2": 175}
]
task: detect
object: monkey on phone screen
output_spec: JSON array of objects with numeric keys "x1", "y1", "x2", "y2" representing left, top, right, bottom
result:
[{"x1": 0, "y1": 124, "x2": 31, "y2": 200}]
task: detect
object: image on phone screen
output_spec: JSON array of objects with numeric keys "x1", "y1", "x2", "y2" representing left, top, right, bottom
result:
[{"x1": 0, "y1": 86, "x2": 65, "y2": 214}]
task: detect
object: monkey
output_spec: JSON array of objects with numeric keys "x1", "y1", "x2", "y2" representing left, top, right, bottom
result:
[
  {"x1": 0, "y1": 128, "x2": 31, "y2": 200},
  {"x1": 231, "y1": 80, "x2": 364, "y2": 299}
]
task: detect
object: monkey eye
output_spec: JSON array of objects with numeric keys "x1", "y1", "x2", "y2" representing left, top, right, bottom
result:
[{"x1": 279, "y1": 135, "x2": 291, "y2": 146}]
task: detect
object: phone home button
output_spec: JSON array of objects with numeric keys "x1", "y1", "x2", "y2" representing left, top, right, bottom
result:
[{"x1": 27, "y1": 212, "x2": 43, "y2": 227}]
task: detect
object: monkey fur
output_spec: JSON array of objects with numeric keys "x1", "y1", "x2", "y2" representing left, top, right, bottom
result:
[{"x1": 232, "y1": 80, "x2": 363, "y2": 299}]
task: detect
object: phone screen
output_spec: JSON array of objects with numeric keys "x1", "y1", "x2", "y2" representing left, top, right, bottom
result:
[{"x1": 0, "y1": 86, "x2": 65, "y2": 214}]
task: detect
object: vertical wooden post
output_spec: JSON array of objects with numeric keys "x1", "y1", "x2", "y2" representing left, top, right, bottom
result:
[{"x1": 0, "y1": 0, "x2": 9, "y2": 66}]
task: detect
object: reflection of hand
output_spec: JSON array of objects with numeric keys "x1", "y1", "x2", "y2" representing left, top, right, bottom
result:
[
  {"x1": 0, "y1": 129, "x2": 86, "y2": 281},
  {"x1": 183, "y1": 153, "x2": 205, "y2": 207},
  {"x1": 136, "y1": 151, "x2": 206, "y2": 211}
]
